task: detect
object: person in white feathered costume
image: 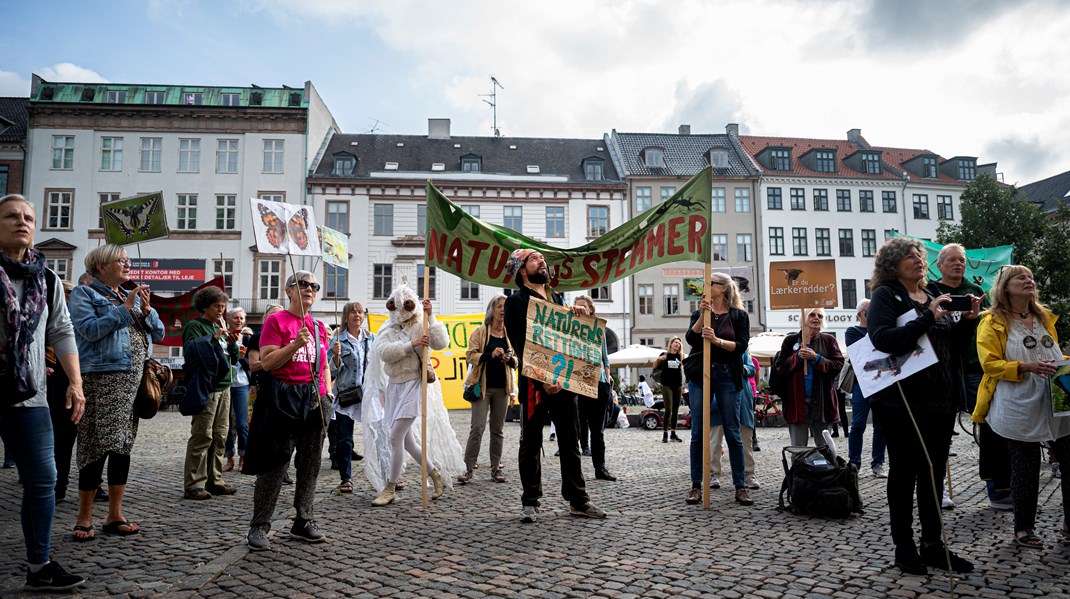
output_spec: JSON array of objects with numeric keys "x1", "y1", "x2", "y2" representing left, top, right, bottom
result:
[{"x1": 362, "y1": 283, "x2": 464, "y2": 506}]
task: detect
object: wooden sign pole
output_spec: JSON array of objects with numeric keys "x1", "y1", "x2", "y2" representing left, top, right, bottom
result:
[
  {"x1": 702, "y1": 263, "x2": 712, "y2": 510},
  {"x1": 421, "y1": 265, "x2": 430, "y2": 510}
]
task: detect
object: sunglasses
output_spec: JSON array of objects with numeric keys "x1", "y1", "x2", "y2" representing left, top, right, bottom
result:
[{"x1": 291, "y1": 280, "x2": 321, "y2": 292}]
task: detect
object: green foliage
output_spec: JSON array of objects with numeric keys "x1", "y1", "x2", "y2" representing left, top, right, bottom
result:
[{"x1": 1033, "y1": 204, "x2": 1070, "y2": 342}]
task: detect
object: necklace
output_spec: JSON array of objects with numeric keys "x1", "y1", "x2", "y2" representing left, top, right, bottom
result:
[{"x1": 1017, "y1": 311, "x2": 1030, "y2": 319}]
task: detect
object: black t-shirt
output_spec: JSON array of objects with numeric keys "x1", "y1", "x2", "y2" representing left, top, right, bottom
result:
[
  {"x1": 661, "y1": 352, "x2": 683, "y2": 387},
  {"x1": 246, "y1": 332, "x2": 267, "y2": 389},
  {"x1": 482, "y1": 334, "x2": 509, "y2": 389}
]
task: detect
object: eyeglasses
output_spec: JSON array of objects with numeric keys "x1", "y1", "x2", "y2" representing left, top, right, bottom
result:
[
  {"x1": 116, "y1": 258, "x2": 131, "y2": 266},
  {"x1": 291, "y1": 280, "x2": 321, "y2": 292},
  {"x1": 710, "y1": 280, "x2": 727, "y2": 286}
]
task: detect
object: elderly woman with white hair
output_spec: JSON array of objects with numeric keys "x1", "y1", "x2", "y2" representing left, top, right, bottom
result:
[
  {"x1": 223, "y1": 307, "x2": 253, "y2": 474},
  {"x1": 774, "y1": 307, "x2": 844, "y2": 447}
]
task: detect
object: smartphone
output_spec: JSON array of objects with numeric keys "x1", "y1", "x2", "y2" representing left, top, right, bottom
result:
[{"x1": 941, "y1": 296, "x2": 973, "y2": 311}]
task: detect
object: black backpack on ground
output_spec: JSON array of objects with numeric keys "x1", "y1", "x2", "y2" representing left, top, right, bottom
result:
[{"x1": 778, "y1": 445, "x2": 863, "y2": 519}]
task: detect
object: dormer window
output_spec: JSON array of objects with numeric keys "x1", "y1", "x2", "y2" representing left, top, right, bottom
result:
[
  {"x1": 182, "y1": 92, "x2": 203, "y2": 106},
  {"x1": 771, "y1": 149, "x2": 791, "y2": 171},
  {"x1": 460, "y1": 155, "x2": 481, "y2": 173},
  {"x1": 922, "y1": 157, "x2": 938, "y2": 178},
  {"x1": 815, "y1": 151, "x2": 836, "y2": 173},
  {"x1": 582, "y1": 157, "x2": 605, "y2": 181},
  {"x1": 861, "y1": 152, "x2": 881, "y2": 174},
  {"x1": 958, "y1": 159, "x2": 976, "y2": 180},
  {"x1": 106, "y1": 90, "x2": 126, "y2": 103},
  {"x1": 708, "y1": 149, "x2": 729, "y2": 169},
  {"x1": 642, "y1": 147, "x2": 666, "y2": 168},
  {"x1": 332, "y1": 152, "x2": 356, "y2": 176}
]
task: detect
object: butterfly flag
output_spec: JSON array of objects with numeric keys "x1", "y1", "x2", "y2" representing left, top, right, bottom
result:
[
  {"x1": 425, "y1": 167, "x2": 713, "y2": 291},
  {"x1": 151, "y1": 276, "x2": 227, "y2": 347},
  {"x1": 320, "y1": 226, "x2": 349, "y2": 269},
  {"x1": 102, "y1": 192, "x2": 169, "y2": 246},
  {"x1": 249, "y1": 198, "x2": 319, "y2": 257}
]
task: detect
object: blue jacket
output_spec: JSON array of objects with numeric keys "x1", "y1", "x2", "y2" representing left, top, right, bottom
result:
[
  {"x1": 180, "y1": 334, "x2": 230, "y2": 416},
  {"x1": 69, "y1": 281, "x2": 165, "y2": 373}
]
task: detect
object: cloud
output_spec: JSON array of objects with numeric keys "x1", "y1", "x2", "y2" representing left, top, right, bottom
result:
[
  {"x1": 36, "y1": 63, "x2": 109, "y2": 84},
  {"x1": 0, "y1": 71, "x2": 30, "y2": 96},
  {"x1": 660, "y1": 80, "x2": 747, "y2": 136},
  {"x1": 855, "y1": 0, "x2": 1026, "y2": 51},
  {"x1": 986, "y1": 134, "x2": 1068, "y2": 185}
]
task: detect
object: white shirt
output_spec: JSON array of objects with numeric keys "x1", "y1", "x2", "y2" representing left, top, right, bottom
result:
[{"x1": 639, "y1": 381, "x2": 655, "y2": 407}]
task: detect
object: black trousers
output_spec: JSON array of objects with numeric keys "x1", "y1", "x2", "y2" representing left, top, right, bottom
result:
[
  {"x1": 518, "y1": 388, "x2": 589, "y2": 509},
  {"x1": 578, "y1": 382, "x2": 611, "y2": 469},
  {"x1": 872, "y1": 403, "x2": 953, "y2": 547},
  {"x1": 1006, "y1": 436, "x2": 1070, "y2": 533}
]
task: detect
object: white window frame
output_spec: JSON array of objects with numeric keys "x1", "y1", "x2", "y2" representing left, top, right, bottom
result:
[
  {"x1": 177, "y1": 194, "x2": 198, "y2": 230},
  {"x1": 216, "y1": 139, "x2": 239, "y2": 173},
  {"x1": 736, "y1": 234, "x2": 752, "y2": 262},
  {"x1": 373, "y1": 204, "x2": 393, "y2": 236},
  {"x1": 98, "y1": 192, "x2": 120, "y2": 228},
  {"x1": 263, "y1": 139, "x2": 284, "y2": 174},
  {"x1": 139, "y1": 137, "x2": 162, "y2": 172},
  {"x1": 258, "y1": 259, "x2": 283, "y2": 301},
  {"x1": 215, "y1": 194, "x2": 237, "y2": 230},
  {"x1": 638, "y1": 284, "x2": 654, "y2": 315},
  {"x1": 178, "y1": 138, "x2": 200, "y2": 173},
  {"x1": 51, "y1": 136, "x2": 74, "y2": 170},
  {"x1": 100, "y1": 137, "x2": 123, "y2": 171},
  {"x1": 734, "y1": 188, "x2": 750, "y2": 213},
  {"x1": 664, "y1": 284, "x2": 680, "y2": 316},
  {"x1": 45, "y1": 190, "x2": 73, "y2": 230},
  {"x1": 545, "y1": 206, "x2": 565, "y2": 238}
]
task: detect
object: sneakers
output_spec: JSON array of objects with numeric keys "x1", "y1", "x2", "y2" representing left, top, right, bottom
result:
[
  {"x1": 670, "y1": 432, "x2": 683, "y2": 443},
  {"x1": 520, "y1": 505, "x2": 539, "y2": 523},
  {"x1": 247, "y1": 528, "x2": 270, "y2": 551},
  {"x1": 595, "y1": 468, "x2": 617, "y2": 481},
  {"x1": 942, "y1": 491, "x2": 955, "y2": 510},
  {"x1": 990, "y1": 494, "x2": 1014, "y2": 511},
  {"x1": 872, "y1": 464, "x2": 888, "y2": 478},
  {"x1": 920, "y1": 541, "x2": 974, "y2": 573},
  {"x1": 289, "y1": 519, "x2": 325, "y2": 543},
  {"x1": 581, "y1": 447, "x2": 592, "y2": 456},
  {"x1": 25, "y1": 560, "x2": 85, "y2": 592},
  {"x1": 492, "y1": 469, "x2": 506, "y2": 483},
  {"x1": 457, "y1": 470, "x2": 473, "y2": 484},
  {"x1": 710, "y1": 475, "x2": 721, "y2": 489},
  {"x1": 686, "y1": 487, "x2": 701, "y2": 504},
  {"x1": 734, "y1": 488, "x2": 754, "y2": 506},
  {"x1": 206, "y1": 483, "x2": 236, "y2": 496},
  {"x1": 1053, "y1": 462, "x2": 1062, "y2": 479},
  {"x1": 744, "y1": 475, "x2": 760, "y2": 490},
  {"x1": 569, "y1": 503, "x2": 608, "y2": 519},
  {"x1": 282, "y1": 473, "x2": 295, "y2": 485},
  {"x1": 183, "y1": 487, "x2": 211, "y2": 500}
]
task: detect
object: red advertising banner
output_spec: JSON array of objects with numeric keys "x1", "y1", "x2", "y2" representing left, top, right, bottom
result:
[
  {"x1": 152, "y1": 277, "x2": 227, "y2": 347},
  {"x1": 129, "y1": 258, "x2": 207, "y2": 293}
]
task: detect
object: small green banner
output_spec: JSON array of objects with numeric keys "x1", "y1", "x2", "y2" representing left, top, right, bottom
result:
[
  {"x1": 892, "y1": 233, "x2": 1013, "y2": 292},
  {"x1": 102, "y1": 192, "x2": 169, "y2": 246}
]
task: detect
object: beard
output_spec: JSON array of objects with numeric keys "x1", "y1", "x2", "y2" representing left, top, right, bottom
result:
[{"x1": 527, "y1": 271, "x2": 548, "y2": 285}]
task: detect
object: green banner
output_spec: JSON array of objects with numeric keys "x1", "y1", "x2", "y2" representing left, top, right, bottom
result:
[
  {"x1": 425, "y1": 167, "x2": 712, "y2": 291},
  {"x1": 102, "y1": 191, "x2": 169, "y2": 246},
  {"x1": 892, "y1": 232, "x2": 1013, "y2": 292}
]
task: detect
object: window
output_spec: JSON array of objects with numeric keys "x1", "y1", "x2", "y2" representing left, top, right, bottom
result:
[
  {"x1": 45, "y1": 190, "x2": 73, "y2": 229},
  {"x1": 838, "y1": 229, "x2": 854, "y2": 256},
  {"x1": 813, "y1": 189, "x2": 829, "y2": 211},
  {"x1": 97, "y1": 192, "x2": 119, "y2": 228},
  {"x1": 767, "y1": 187, "x2": 782, "y2": 210},
  {"x1": 712, "y1": 234, "x2": 728, "y2": 261},
  {"x1": 958, "y1": 160, "x2": 976, "y2": 180},
  {"x1": 417, "y1": 265, "x2": 436, "y2": 299},
  {"x1": 263, "y1": 140, "x2": 284, "y2": 173},
  {"x1": 734, "y1": 188, "x2": 750, "y2": 213},
  {"x1": 861, "y1": 152, "x2": 881, "y2": 174},
  {"x1": 815, "y1": 228, "x2": 831, "y2": 256},
  {"x1": 882, "y1": 190, "x2": 897, "y2": 213},
  {"x1": 583, "y1": 158, "x2": 604, "y2": 181},
  {"x1": 326, "y1": 201, "x2": 349, "y2": 234},
  {"x1": 258, "y1": 259, "x2": 282, "y2": 300},
  {"x1": 545, "y1": 207, "x2": 564, "y2": 238},
  {"x1": 139, "y1": 137, "x2": 162, "y2": 172},
  {"x1": 587, "y1": 206, "x2": 608, "y2": 238},
  {"x1": 639, "y1": 338, "x2": 655, "y2": 347},
  {"x1": 45, "y1": 258, "x2": 69, "y2": 281},
  {"x1": 736, "y1": 234, "x2": 753, "y2": 262},
  {"x1": 842, "y1": 279, "x2": 857, "y2": 310},
  {"x1": 144, "y1": 91, "x2": 165, "y2": 104},
  {"x1": 864, "y1": 279, "x2": 872, "y2": 299},
  {"x1": 178, "y1": 138, "x2": 200, "y2": 173},
  {"x1": 769, "y1": 227, "x2": 785, "y2": 255},
  {"x1": 590, "y1": 286, "x2": 611, "y2": 301},
  {"x1": 636, "y1": 187, "x2": 652, "y2": 213},
  {"x1": 333, "y1": 153, "x2": 355, "y2": 175},
  {"x1": 52, "y1": 136, "x2": 74, "y2": 169},
  {"x1": 215, "y1": 195, "x2": 236, "y2": 230},
  {"x1": 212, "y1": 259, "x2": 234, "y2": 294},
  {"x1": 746, "y1": 300, "x2": 755, "y2": 314},
  {"x1": 815, "y1": 151, "x2": 835, "y2": 172},
  {"x1": 835, "y1": 189, "x2": 850, "y2": 212},
  {"x1": 324, "y1": 264, "x2": 347, "y2": 299},
  {"x1": 790, "y1": 188, "x2": 805, "y2": 210},
  {"x1": 183, "y1": 92, "x2": 203, "y2": 105},
  {"x1": 177, "y1": 194, "x2": 197, "y2": 230},
  {"x1": 771, "y1": 149, "x2": 791, "y2": 170},
  {"x1": 885, "y1": 229, "x2": 895, "y2": 241},
  {"x1": 643, "y1": 147, "x2": 665, "y2": 168},
  {"x1": 792, "y1": 228, "x2": 808, "y2": 255},
  {"x1": 461, "y1": 156, "x2": 481, "y2": 173},
  {"x1": 462, "y1": 205, "x2": 480, "y2": 219},
  {"x1": 216, "y1": 139, "x2": 238, "y2": 173},
  {"x1": 373, "y1": 204, "x2": 393, "y2": 236},
  {"x1": 711, "y1": 188, "x2": 726, "y2": 213},
  {"x1": 937, "y1": 195, "x2": 953, "y2": 220},
  {"x1": 258, "y1": 193, "x2": 283, "y2": 203},
  {"x1": 859, "y1": 190, "x2": 874, "y2": 212},
  {"x1": 373, "y1": 264, "x2": 393, "y2": 299},
  {"x1": 660, "y1": 187, "x2": 676, "y2": 204},
  {"x1": 638, "y1": 284, "x2": 654, "y2": 315},
  {"x1": 923, "y1": 157, "x2": 938, "y2": 178},
  {"x1": 460, "y1": 280, "x2": 480, "y2": 300},
  {"x1": 664, "y1": 284, "x2": 680, "y2": 315},
  {"x1": 913, "y1": 194, "x2": 930, "y2": 219},
  {"x1": 100, "y1": 137, "x2": 123, "y2": 171},
  {"x1": 709, "y1": 148, "x2": 729, "y2": 168},
  {"x1": 862, "y1": 229, "x2": 877, "y2": 257},
  {"x1": 0, "y1": 165, "x2": 6, "y2": 194},
  {"x1": 504, "y1": 206, "x2": 522, "y2": 232},
  {"x1": 106, "y1": 90, "x2": 126, "y2": 103},
  {"x1": 221, "y1": 93, "x2": 241, "y2": 107}
]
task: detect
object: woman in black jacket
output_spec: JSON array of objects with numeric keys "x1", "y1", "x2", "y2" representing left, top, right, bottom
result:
[
  {"x1": 683, "y1": 273, "x2": 750, "y2": 506},
  {"x1": 867, "y1": 237, "x2": 980, "y2": 576}
]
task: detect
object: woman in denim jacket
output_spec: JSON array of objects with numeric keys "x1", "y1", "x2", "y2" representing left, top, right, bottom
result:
[{"x1": 68, "y1": 244, "x2": 164, "y2": 541}]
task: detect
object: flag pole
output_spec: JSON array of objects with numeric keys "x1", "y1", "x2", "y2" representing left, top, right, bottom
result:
[
  {"x1": 702, "y1": 263, "x2": 712, "y2": 510},
  {"x1": 800, "y1": 308, "x2": 808, "y2": 376},
  {"x1": 421, "y1": 264, "x2": 430, "y2": 510}
]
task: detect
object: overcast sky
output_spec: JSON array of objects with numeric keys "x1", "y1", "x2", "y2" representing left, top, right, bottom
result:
[{"x1": 3, "y1": 0, "x2": 1069, "y2": 184}]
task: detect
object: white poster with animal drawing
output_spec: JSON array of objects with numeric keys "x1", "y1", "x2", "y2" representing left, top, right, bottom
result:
[
  {"x1": 846, "y1": 309, "x2": 938, "y2": 398},
  {"x1": 248, "y1": 198, "x2": 320, "y2": 257}
]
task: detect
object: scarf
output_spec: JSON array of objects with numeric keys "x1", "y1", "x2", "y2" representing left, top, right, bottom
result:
[{"x1": 0, "y1": 247, "x2": 48, "y2": 400}]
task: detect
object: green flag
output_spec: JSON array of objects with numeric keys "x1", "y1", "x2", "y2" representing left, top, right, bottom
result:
[
  {"x1": 101, "y1": 191, "x2": 169, "y2": 245},
  {"x1": 425, "y1": 167, "x2": 713, "y2": 291},
  {"x1": 892, "y1": 232, "x2": 1013, "y2": 292}
]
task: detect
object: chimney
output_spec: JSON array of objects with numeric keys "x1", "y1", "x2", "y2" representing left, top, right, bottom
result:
[
  {"x1": 428, "y1": 118, "x2": 451, "y2": 140},
  {"x1": 847, "y1": 128, "x2": 865, "y2": 147},
  {"x1": 678, "y1": 124, "x2": 691, "y2": 135},
  {"x1": 725, "y1": 123, "x2": 739, "y2": 138}
]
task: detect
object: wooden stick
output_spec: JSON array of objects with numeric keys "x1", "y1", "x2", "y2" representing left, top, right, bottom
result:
[
  {"x1": 702, "y1": 263, "x2": 712, "y2": 510},
  {"x1": 800, "y1": 308, "x2": 808, "y2": 376},
  {"x1": 946, "y1": 458, "x2": 954, "y2": 498},
  {"x1": 287, "y1": 253, "x2": 325, "y2": 436},
  {"x1": 421, "y1": 265, "x2": 430, "y2": 510}
]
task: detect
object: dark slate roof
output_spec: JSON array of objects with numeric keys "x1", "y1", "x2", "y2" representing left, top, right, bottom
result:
[
  {"x1": 311, "y1": 133, "x2": 622, "y2": 183},
  {"x1": 611, "y1": 132, "x2": 754, "y2": 177},
  {"x1": 1018, "y1": 169, "x2": 1070, "y2": 212},
  {"x1": 0, "y1": 97, "x2": 29, "y2": 143}
]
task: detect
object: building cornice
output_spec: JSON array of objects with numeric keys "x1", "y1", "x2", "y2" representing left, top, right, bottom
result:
[{"x1": 28, "y1": 104, "x2": 307, "y2": 134}]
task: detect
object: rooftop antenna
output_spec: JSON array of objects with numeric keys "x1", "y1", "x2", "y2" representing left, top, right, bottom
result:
[
  {"x1": 364, "y1": 117, "x2": 387, "y2": 134},
  {"x1": 480, "y1": 76, "x2": 504, "y2": 137}
]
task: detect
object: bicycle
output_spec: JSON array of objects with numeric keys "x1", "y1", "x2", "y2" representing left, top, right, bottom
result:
[{"x1": 754, "y1": 392, "x2": 785, "y2": 427}]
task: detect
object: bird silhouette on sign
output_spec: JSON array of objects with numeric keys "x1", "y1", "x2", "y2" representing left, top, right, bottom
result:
[
  {"x1": 778, "y1": 269, "x2": 804, "y2": 285},
  {"x1": 674, "y1": 198, "x2": 701, "y2": 208},
  {"x1": 731, "y1": 276, "x2": 750, "y2": 294}
]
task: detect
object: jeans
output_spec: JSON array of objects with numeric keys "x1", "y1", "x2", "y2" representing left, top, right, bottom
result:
[
  {"x1": 225, "y1": 385, "x2": 250, "y2": 458},
  {"x1": 688, "y1": 363, "x2": 746, "y2": 489},
  {"x1": 848, "y1": 384, "x2": 886, "y2": 468},
  {"x1": 335, "y1": 412, "x2": 355, "y2": 482},
  {"x1": 0, "y1": 406, "x2": 57, "y2": 564}
]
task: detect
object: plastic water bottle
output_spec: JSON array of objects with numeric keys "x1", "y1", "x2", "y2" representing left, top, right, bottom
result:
[{"x1": 822, "y1": 430, "x2": 837, "y2": 458}]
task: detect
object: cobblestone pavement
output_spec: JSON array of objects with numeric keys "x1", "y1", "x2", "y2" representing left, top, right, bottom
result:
[{"x1": 3, "y1": 409, "x2": 1070, "y2": 598}]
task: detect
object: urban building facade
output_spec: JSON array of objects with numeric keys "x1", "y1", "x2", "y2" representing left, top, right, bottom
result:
[{"x1": 0, "y1": 97, "x2": 28, "y2": 196}]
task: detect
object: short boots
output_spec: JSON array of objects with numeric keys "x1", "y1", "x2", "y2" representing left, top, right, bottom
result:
[
  {"x1": 663, "y1": 432, "x2": 669, "y2": 444},
  {"x1": 371, "y1": 482, "x2": 397, "y2": 507},
  {"x1": 429, "y1": 467, "x2": 446, "y2": 499},
  {"x1": 670, "y1": 432, "x2": 683, "y2": 443}
]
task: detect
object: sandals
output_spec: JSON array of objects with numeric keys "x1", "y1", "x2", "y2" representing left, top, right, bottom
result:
[
  {"x1": 338, "y1": 481, "x2": 353, "y2": 494},
  {"x1": 1015, "y1": 530, "x2": 1044, "y2": 549},
  {"x1": 72, "y1": 524, "x2": 95, "y2": 543},
  {"x1": 102, "y1": 519, "x2": 140, "y2": 536}
]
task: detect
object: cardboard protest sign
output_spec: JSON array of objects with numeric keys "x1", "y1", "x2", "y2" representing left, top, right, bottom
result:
[
  {"x1": 1051, "y1": 360, "x2": 1070, "y2": 417},
  {"x1": 684, "y1": 266, "x2": 755, "y2": 302},
  {"x1": 768, "y1": 259, "x2": 838, "y2": 310},
  {"x1": 249, "y1": 198, "x2": 320, "y2": 256},
  {"x1": 846, "y1": 310, "x2": 938, "y2": 398},
  {"x1": 520, "y1": 298, "x2": 606, "y2": 398},
  {"x1": 102, "y1": 192, "x2": 169, "y2": 245},
  {"x1": 320, "y1": 226, "x2": 349, "y2": 269}
]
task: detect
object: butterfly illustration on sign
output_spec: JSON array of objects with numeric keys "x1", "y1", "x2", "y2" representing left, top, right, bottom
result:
[
  {"x1": 105, "y1": 195, "x2": 161, "y2": 239},
  {"x1": 100, "y1": 192, "x2": 169, "y2": 245},
  {"x1": 249, "y1": 198, "x2": 320, "y2": 256}
]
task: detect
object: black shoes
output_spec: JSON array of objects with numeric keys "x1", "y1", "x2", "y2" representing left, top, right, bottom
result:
[
  {"x1": 290, "y1": 518, "x2": 325, "y2": 543},
  {"x1": 670, "y1": 432, "x2": 683, "y2": 443},
  {"x1": 581, "y1": 447, "x2": 592, "y2": 456},
  {"x1": 894, "y1": 543, "x2": 927, "y2": 576},
  {"x1": 595, "y1": 468, "x2": 617, "y2": 481},
  {"x1": 282, "y1": 473, "x2": 295, "y2": 485},
  {"x1": 921, "y1": 541, "x2": 975, "y2": 573},
  {"x1": 663, "y1": 432, "x2": 669, "y2": 444},
  {"x1": 25, "y1": 560, "x2": 85, "y2": 592},
  {"x1": 94, "y1": 486, "x2": 108, "y2": 503}
]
